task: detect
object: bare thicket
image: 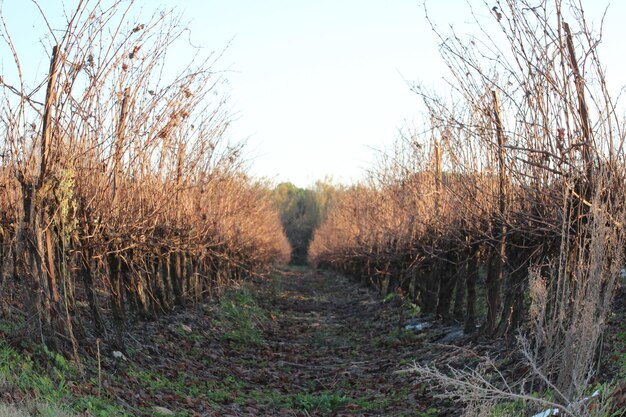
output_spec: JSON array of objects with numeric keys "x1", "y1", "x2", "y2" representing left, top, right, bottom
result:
[
  {"x1": 0, "y1": 0, "x2": 290, "y2": 353},
  {"x1": 310, "y1": 0, "x2": 624, "y2": 413}
]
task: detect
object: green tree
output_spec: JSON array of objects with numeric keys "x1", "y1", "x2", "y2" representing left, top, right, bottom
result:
[
  {"x1": 273, "y1": 183, "x2": 320, "y2": 265},
  {"x1": 272, "y1": 180, "x2": 342, "y2": 265}
]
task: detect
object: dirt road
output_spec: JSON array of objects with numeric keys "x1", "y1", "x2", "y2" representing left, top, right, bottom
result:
[{"x1": 113, "y1": 268, "x2": 443, "y2": 416}]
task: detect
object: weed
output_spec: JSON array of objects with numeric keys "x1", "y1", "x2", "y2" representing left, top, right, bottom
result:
[
  {"x1": 269, "y1": 272, "x2": 285, "y2": 297},
  {"x1": 0, "y1": 343, "x2": 68, "y2": 403},
  {"x1": 215, "y1": 287, "x2": 267, "y2": 345},
  {"x1": 205, "y1": 389, "x2": 232, "y2": 404},
  {"x1": 417, "y1": 407, "x2": 441, "y2": 417},
  {"x1": 610, "y1": 329, "x2": 626, "y2": 379},
  {"x1": 0, "y1": 403, "x2": 75, "y2": 417},
  {"x1": 0, "y1": 315, "x2": 25, "y2": 335},
  {"x1": 41, "y1": 345, "x2": 70, "y2": 373},
  {"x1": 0, "y1": 342, "x2": 127, "y2": 416},
  {"x1": 489, "y1": 399, "x2": 527, "y2": 416},
  {"x1": 405, "y1": 302, "x2": 421, "y2": 318},
  {"x1": 383, "y1": 292, "x2": 398, "y2": 303},
  {"x1": 292, "y1": 391, "x2": 352, "y2": 413},
  {"x1": 73, "y1": 395, "x2": 131, "y2": 417}
]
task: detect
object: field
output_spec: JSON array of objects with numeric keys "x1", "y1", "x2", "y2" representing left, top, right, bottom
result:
[{"x1": 1, "y1": 0, "x2": 626, "y2": 416}]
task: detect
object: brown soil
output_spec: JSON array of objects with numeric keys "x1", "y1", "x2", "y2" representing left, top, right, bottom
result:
[{"x1": 102, "y1": 268, "x2": 447, "y2": 416}]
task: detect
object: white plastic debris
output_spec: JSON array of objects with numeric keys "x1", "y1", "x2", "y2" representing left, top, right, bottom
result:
[
  {"x1": 112, "y1": 350, "x2": 127, "y2": 360},
  {"x1": 404, "y1": 319, "x2": 433, "y2": 332},
  {"x1": 531, "y1": 390, "x2": 600, "y2": 417},
  {"x1": 532, "y1": 409, "x2": 558, "y2": 417}
]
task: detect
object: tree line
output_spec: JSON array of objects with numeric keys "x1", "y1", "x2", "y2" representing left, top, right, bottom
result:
[{"x1": 272, "y1": 180, "x2": 339, "y2": 265}]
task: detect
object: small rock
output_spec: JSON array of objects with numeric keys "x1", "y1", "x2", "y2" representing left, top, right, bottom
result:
[
  {"x1": 152, "y1": 405, "x2": 175, "y2": 415},
  {"x1": 181, "y1": 324, "x2": 192, "y2": 333}
]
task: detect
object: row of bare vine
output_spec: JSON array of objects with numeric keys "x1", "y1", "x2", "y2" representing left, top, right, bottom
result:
[
  {"x1": 0, "y1": 1, "x2": 290, "y2": 353},
  {"x1": 309, "y1": 0, "x2": 624, "y2": 404}
]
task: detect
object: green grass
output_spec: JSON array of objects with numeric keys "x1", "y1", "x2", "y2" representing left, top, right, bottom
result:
[
  {"x1": 0, "y1": 272, "x2": 432, "y2": 416},
  {"x1": 291, "y1": 392, "x2": 352, "y2": 413},
  {"x1": 0, "y1": 402, "x2": 75, "y2": 417},
  {"x1": 127, "y1": 366, "x2": 210, "y2": 399},
  {"x1": 611, "y1": 328, "x2": 626, "y2": 379},
  {"x1": 285, "y1": 264, "x2": 309, "y2": 272},
  {"x1": 125, "y1": 365, "x2": 253, "y2": 409},
  {"x1": 243, "y1": 387, "x2": 413, "y2": 415},
  {"x1": 73, "y1": 395, "x2": 132, "y2": 417},
  {"x1": 0, "y1": 315, "x2": 26, "y2": 335},
  {"x1": 0, "y1": 342, "x2": 70, "y2": 404},
  {"x1": 417, "y1": 407, "x2": 441, "y2": 417},
  {"x1": 489, "y1": 399, "x2": 528, "y2": 416},
  {"x1": 0, "y1": 341, "x2": 131, "y2": 416},
  {"x1": 215, "y1": 287, "x2": 268, "y2": 346},
  {"x1": 246, "y1": 390, "x2": 355, "y2": 414}
]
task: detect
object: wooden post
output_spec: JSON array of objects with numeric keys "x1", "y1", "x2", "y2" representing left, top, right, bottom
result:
[
  {"x1": 434, "y1": 139, "x2": 442, "y2": 215},
  {"x1": 39, "y1": 45, "x2": 61, "y2": 186},
  {"x1": 563, "y1": 22, "x2": 592, "y2": 184},
  {"x1": 40, "y1": 46, "x2": 62, "y2": 305},
  {"x1": 485, "y1": 90, "x2": 507, "y2": 334},
  {"x1": 113, "y1": 87, "x2": 130, "y2": 201}
]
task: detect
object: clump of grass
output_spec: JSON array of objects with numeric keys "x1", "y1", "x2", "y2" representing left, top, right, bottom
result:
[
  {"x1": 0, "y1": 343, "x2": 76, "y2": 415},
  {"x1": 257, "y1": 390, "x2": 354, "y2": 414},
  {"x1": 0, "y1": 343, "x2": 69, "y2": 404},
  {"x1": 72, "y1": 396, "x2": 131, "y2": 417},
  {"x1": 291, "y1": 392, "x2": 352, "y2": 413},
  {"x1": 215, "y1": 287, "x2": 268, "y2": 346},
  {"x1": 0, "y1": 342, "x2": 130, "y2": 416}
]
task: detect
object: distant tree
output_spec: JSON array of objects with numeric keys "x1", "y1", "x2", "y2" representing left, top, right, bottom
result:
[
  {"x1": 273, "y1": 183, "x2": 319, "y2": 264},
  {"x1": 312, "y1": 178, "x2": 342, "y2": 222}
]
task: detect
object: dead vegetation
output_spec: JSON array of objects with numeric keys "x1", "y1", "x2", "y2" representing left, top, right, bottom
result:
[
  {"x1": 0, "y1": 0, "x2": 290, "y2": 355},
  {"x1": 309, "y1": 0, "x2": 626, "y2": 414}
]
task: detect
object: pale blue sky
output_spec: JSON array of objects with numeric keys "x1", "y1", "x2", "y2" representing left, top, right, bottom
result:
[
  {"x1": 2, "y1": 1, "x2": 625, "y2": 187},
  {"x1": 159, "y1": 0, "x2": 446, "y2": 187}
]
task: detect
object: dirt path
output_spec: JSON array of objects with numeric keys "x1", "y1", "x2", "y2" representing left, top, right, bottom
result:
[
  {"x1": 250, "y1": 268, "x2": 430, "y2": 416},
  {"x1": 108, "y1": 268, "x2": 444, "y2": 416}
]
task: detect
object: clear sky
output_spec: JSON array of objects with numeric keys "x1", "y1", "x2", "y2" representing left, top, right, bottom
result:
[
  {"x1": 2, "y1": 1, "x2": 625, "y2": 187},
  {"x1": 158, "y1": 0, "x2": 444, "y2": 187}
]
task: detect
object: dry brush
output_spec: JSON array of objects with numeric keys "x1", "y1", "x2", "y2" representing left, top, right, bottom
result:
[
  {"x1": 0, "y1": 0, "x2": 290, "y2": 353},
  {"x1": 309, "y1": 0, "x2": 625, "y2": 413}
]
